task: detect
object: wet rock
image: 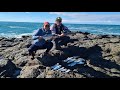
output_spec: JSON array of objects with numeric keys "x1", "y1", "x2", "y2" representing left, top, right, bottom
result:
[
  {"x1": 0, "y1": 59, "x2": 17, "y2": 77},
  {"x1": 26, "y1": 59, "x2": 41, "y2": 66},
  {"x1": 0, "y1": 37, "x2": 5, "y2": 41},
  {"x1": 14, "y1": 56, "x2": 30, "y2": 67},
  {"x1": 22, "y1": 35, "x2": 31, "y2": 39},
  {"x1": 84, "y1": 32, "x2": 90, "y2": 35},
  {"x1": 19, "y1": 65, "x2": 41, "y2": 78},
  {"x1": 1, "y1": 32, "x2": 120, "y2": 78},
  {"x1": 46, "y1": 70, "x2": 55, "y2": 78},
  {"x1": 37, "y1": 71, "x2": 46, "y2": 78},
  {"x1": 38, "y1": 50, "x2": 68, "y2": 66},
  {"x1": 110, "y1": 38, "x2": 120, "y2": 43}
]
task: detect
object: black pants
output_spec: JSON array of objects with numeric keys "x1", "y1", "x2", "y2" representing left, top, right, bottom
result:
[
  {"x1": 54, "y1": 36, "x2": 70, "y2": 48},
  {"x1": 28, "y1": 41, "x2": 53, "y2": 56}
]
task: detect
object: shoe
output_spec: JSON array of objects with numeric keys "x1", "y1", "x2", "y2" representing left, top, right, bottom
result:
[
  {"x1": 30, "y1": 56, "x2": 35, "y2": 60},
  {"x1": 30, "y1": 52, "x2": 35, "y2": 60}
]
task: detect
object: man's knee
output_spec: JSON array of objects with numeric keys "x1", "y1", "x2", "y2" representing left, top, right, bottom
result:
[
  {"x1": 28, "y1": 45, "x2": 33, "y2": 55},
  {"x1": 28, "y1": 45, "x2": 33, "y2": 52},
  {"x1": 28, "y1": 44, "x2": 37, "y2": 53}
]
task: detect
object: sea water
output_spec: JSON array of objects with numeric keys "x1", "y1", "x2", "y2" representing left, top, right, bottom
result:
[{"x1": 0, "y1": 21, "x2": 120, "y2": 38}]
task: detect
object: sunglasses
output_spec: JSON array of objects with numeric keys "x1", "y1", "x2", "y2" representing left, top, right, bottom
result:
[
  {"x1": 45, "y1": 25, "x2": 50, "y2": 27},
  {"x1": 56, "y1": 20, "x2": 61, "y2": 22}
]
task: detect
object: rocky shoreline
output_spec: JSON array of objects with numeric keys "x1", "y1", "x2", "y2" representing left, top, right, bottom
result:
[{"x1": 0, "y1": 31, "x2": 120, "y2": 78}]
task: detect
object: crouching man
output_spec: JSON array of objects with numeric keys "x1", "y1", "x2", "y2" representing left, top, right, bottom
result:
[
  {"x1": 50, "y1": 17, "x2": 71, "y2": 50},
  {"x1": 28, "y1": 22, "x2": 53, "y2": 60}
]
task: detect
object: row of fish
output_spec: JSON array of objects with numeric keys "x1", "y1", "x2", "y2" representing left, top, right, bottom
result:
[
  {"x1": 51, "y1": 63, "x2": 71, "y2": 73},
  {"x1": 51, "y1": 57, "x2": 86, "y2": 73}
]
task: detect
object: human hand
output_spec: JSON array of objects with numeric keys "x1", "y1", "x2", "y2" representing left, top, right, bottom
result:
[
  {"x1": 58, "y1": 33, "x2": 65, "y2": 37},
  {"x1": 38, "y1": 36, "x2": 43, "y2": 40}
]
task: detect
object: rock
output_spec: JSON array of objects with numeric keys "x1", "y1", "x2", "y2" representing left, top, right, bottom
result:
[
  {"x1": 45, "y1": 69, "x2": 82, "y2": 78},
  {"x1": 94, "y1": 35, "x2": 103, "y2": 39},
  {"x1": 26, "y1": 59, "x2": 41, "y2": 66},
  {"x1": 63, "y1": 45, "x2": 87, "y2": 57},
  {"x1": 75, "y1": 33, "x2": 86, "y2": 39},
  {"x1": 37, "y1": 71, "x2": 46, "y2": 78},
  {"x1": 38, "y1": 50, "x2": 68, "y2": 66},
  {"x1": 0, "y1": 55, "x2": 4, "y2": 60},
  {"x1": 1, "y1": 32, "x2": 120, "y2": 78},
  {"x1": 19, "y1": 65, "x2": 41, "y2": 78},
  {"x1": 112, "y1": 56, "x2": 120, "y2": 63},
  {"x1": 22, "y1": 35, "x2": 31, "y2": 39},
  {"x1": 0, "y1": 37, "x2": 5, "y2": 41},
  {"x1": 101, "y1": 35, "x2": 109, "y2": 38},
  {"x1": 110, "y1": 38, "x2": 120, "y2": 43},
  {"x1": 14, "y1": 56, "x2": 30, "y2": 67},
  {"x1": 14, "y1": 38, "x2": 23, "y2": 42},
  {"x1": 1, "y1": 38, "x2": 15, "y2": 42},
  {"x1": 83, "y1": 44, "x2": 103, "y2": 59},
  {"x1": 46, "y1": 70, "x2": 55, "y2": 78},
  {"x1": 84, "y1": 32, "x2": 90, "y2": 35},
  {"x1": 21, "y1": 49, "x2": 29, "y2": 56},
  {"x1": 0, "y1": 59, "x2": 17, "y2": 77},
  {"x1": 17, "y1": 39, "x2": 32, "y2": 49},
  {"x1": 73, "y1": 73, "x2": 85, "y2": 78},
  {"x1": 1, "y1": 41, "x2": 13, "y2": 47},
  {"x1": 24, "y1": 38, "x2": 32, "y2": 48}
]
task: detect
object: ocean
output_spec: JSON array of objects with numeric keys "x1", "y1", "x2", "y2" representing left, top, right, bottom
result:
[{"x1": 0, "y1": 21, "x2": 120, "y2": 38}]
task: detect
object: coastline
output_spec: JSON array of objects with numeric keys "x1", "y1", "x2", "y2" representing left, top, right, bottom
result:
[{"x1": 0, "y1": 31, "x2": 120, "y2": 78}]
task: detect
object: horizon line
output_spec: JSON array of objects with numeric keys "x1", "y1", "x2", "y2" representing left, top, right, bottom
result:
[{"x1": 0, "y1": 20, "x2": 120, "y2": 25}]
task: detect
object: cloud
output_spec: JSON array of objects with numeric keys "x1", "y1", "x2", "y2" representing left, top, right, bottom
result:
[
  {"x1": 49, "y1": 12, "x2": 65, "y2": 15},
  {"x1": 25, "y1": 12, "x2": 30, "y2": 14},
  {"x1": 49, "y1": 12, "x2": 120, "y2": 24}
]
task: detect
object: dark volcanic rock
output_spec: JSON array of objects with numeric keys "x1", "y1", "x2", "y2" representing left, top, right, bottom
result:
[
  {"x1": 0, "y1": 59, "x2": 17, "y2": 77},
  {"x1": 18, "y1": 65, "x2": 41, "y2": 78},
  {"x1": 0, "y1": 32, "x2": 120, "y2": 78},
  {"x1": 37, "y1": 50, "x2": 68, "y2": 66}
]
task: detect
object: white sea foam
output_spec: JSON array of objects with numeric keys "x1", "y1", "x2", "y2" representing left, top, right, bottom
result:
[
  {"x1": 8, "y1": 26, "x2": 27, "y2": 29},
  {"x1": 0, "y1": 23, "x2": 120, "y2": 38},
  {"x1": 16, "y1": 33, "x2": 33, "y2": 38},
  {"x1": 0, "y1": 33, "x2": 33, "y2": 38}
]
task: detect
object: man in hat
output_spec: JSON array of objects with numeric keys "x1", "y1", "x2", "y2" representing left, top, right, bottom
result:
[
  {"x1": 28, "y1": 22, "x2": 53, "y2": 59},
  {"x1": 50, "y1": 17, "x2": 71, "y2": 50}
]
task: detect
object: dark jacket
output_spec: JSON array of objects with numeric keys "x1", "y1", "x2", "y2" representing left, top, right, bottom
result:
[
  {"x1": 32, "y1": 28, "x2": 52, "y2": 46},
  {"x1": 50, "y1": 24, "x2": 70, "y2": 35}
]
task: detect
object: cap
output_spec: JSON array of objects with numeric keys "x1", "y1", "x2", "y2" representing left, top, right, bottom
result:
[
  {"x1": 56, "y1": 17, "x2": 62, "y2": 22},
  {"x1": 44, "y1": 22, "x2": 50, "y2": 26}
]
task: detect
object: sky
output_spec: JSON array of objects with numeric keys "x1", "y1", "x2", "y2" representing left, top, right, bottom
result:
[{"x1": 0, "y1": 12, "x2": 120, "y2": 25}]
